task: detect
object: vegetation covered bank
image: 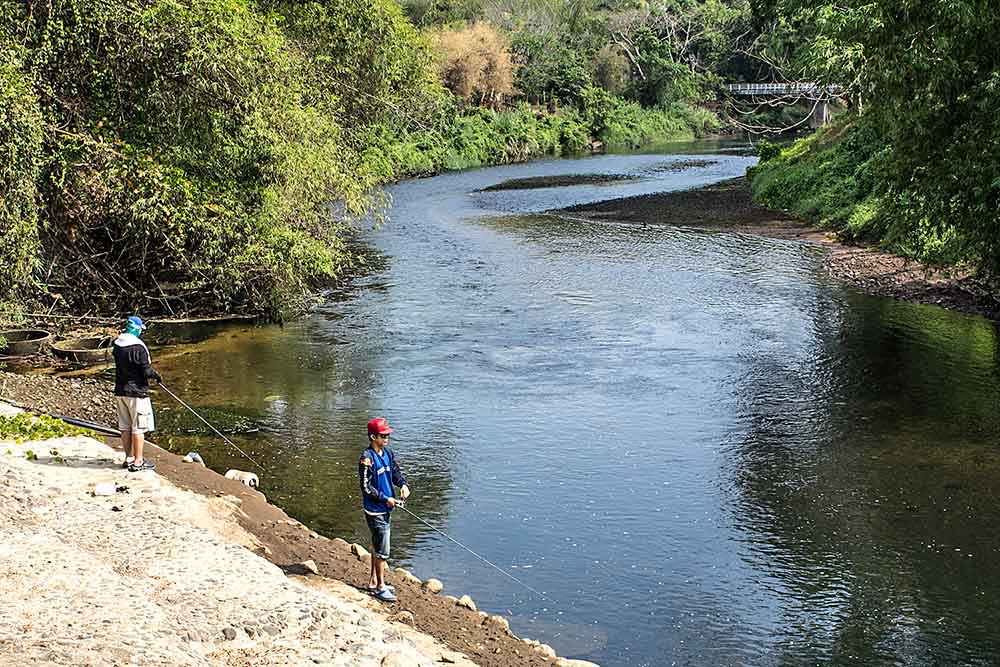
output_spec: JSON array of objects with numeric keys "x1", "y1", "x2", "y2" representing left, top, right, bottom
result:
[
  {"x1": 748, "y1": 0, "x2": 1000, "y2": 281},
  {"x1": 2, "y1": 0, "x2": 757, "y2": 320}
]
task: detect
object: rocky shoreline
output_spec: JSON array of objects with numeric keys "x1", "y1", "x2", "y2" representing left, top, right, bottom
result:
[
  {"x1": 0, "y1": 383, "x2": 597, "y2": 667},
  {"x1": 561, "y1": 178, "x2": 1000, "y2": 322}
]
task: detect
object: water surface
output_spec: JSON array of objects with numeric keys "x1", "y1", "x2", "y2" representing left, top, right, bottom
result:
[{"x1": 154, "y1": 144, "x2": 1000, "y2": 667}]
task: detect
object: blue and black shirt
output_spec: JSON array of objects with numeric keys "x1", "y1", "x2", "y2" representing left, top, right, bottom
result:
[{"x1": 359, "y1": 446, "x2": 407, "y2": 515}]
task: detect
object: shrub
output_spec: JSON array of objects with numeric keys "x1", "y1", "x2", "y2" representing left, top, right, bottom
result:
[
  {"x1": 510, "y1": 33, "x2": 592, "y2": 106},
  {"x1": 755, "y1": 139, "x2": 782, "y2": 163},
  {"x1": 428, "y1": 22, "x2": 516, "y2": 109}
]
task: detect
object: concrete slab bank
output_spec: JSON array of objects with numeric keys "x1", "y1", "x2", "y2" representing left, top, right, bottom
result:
[{"x1": 0, "y1": 408, "x2": 480, "y2": 667}]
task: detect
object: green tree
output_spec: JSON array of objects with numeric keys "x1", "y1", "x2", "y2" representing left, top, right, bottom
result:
[
  {"x1": 511, "y1": 33, "x2": 593, "y2": 105},
  {"x1": 608, "y1": 0, "x2": 751, "y2": 104},
  {"x1": 754, "y1": 0, "x2": 1000, "y2": 271}
]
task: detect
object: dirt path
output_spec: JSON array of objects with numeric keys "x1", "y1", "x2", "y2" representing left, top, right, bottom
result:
[{"x1": 561, "y1": 178, "x2": 1000, "y2": 321}]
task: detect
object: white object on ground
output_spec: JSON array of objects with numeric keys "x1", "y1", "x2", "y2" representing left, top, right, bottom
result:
[{"x1": 224, "y1": 469, "x2": 259, "y2": 488}]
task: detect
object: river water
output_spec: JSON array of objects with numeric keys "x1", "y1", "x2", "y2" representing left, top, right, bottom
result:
[{"x1": 154, "y1": 142, "x2": 1000, "y2": 667}]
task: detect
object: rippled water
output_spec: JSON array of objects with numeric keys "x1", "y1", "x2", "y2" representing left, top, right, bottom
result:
[{"x1": 153, "y1": 142, "x2": 1000, "y2": 667}]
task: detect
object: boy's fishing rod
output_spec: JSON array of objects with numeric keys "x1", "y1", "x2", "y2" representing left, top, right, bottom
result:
[
  {"x1": 157, "y1": 382, "x2": 266, "y2": 472},
  {"x1": 396, "y1": 502, "x2": 551, "y2": 602}
]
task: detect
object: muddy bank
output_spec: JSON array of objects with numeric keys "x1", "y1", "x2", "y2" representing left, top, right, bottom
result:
[
  {"x1": 561, "y1": 178, "x2": 1000, "y2": 321},
  {"x1": 0, "y1": 372, "x2": 582, "y2": 667},
  {"x1": 480, "y1": 174, "x2": 637, "y2": 191}
]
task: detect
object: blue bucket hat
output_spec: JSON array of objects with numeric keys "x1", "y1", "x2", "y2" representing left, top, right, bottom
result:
[{"x1": 125, "y1": 315, "x2": 147, "y2": 335}]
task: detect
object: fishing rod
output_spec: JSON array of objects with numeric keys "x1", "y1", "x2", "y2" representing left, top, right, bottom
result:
[
  {"x1": 396, "y1": 502, "x2": 552, "y2": 602},
  {"x1": 157, "y1": 382, "x2": 267, "y2": 472}
]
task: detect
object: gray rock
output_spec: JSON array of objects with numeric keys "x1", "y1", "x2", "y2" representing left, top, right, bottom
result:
[
  {"x1": 300, "y1": 559, "x2": 319, "y2": 575},
  {"x1": 457, "y1": 595, "x2": 476, "y2": 612},
  {"x1": 221, "y1": 627, "x2": 237, "y2": 641},
  {"x1": 422, "y1": 578, "x2": 443, "y2": 594}
]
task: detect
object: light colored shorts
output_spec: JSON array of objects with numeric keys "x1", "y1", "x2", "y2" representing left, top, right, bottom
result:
[{"x1": 115, "y1": 396, "x2": 155, "y2": 434}]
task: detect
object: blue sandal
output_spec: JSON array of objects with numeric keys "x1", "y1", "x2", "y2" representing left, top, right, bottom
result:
[{"x1": 374, "y1": 587, "x2": 397, "y2": 602}]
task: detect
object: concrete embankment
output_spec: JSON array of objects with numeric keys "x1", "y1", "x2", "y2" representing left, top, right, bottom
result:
[{"x1": 0, "y1": 401, "x2": 482, "y2": 666}]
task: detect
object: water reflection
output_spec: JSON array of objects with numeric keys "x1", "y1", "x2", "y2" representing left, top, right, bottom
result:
[
  {"x1": 727, "y1": 294, "x2": 1000, "y2": 665},
  {"x1": 152, "y1": 324, "x2": 457, "y2": 561}
]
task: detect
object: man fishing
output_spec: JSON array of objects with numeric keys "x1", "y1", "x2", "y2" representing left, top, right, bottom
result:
[
  {"x1": 113, "y1": 315, "x2": 161, "y2": 472},
  {"x1": 359, "y1": 417, "x2": 410, "y2": 602}
]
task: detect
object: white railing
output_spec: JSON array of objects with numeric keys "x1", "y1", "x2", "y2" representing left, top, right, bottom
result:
[{"x1": 724, "y1": 83, "x2": 841, "y2": 96}]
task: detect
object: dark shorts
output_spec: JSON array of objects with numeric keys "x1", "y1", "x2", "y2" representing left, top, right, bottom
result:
[{"x1": 365, "y1": 512, "x2": 391, "y2": 560}]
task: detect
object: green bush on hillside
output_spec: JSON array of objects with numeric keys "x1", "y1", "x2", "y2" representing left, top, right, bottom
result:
[{"x1": 750, "y1": 118, "x2": 883, "y2": 228}]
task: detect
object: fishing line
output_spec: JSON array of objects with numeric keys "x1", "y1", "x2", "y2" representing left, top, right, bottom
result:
[
  {"x1": 157, "y1": 382, "x2": 266, "y2": 472},
  {"x1": 396, "y1": 502, "x2": 553, "y2": 602}
]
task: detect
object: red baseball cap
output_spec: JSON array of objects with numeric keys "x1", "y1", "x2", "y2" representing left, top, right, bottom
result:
[{"x1": 367, "y1": 417, "x2": 393, "y2": 436}]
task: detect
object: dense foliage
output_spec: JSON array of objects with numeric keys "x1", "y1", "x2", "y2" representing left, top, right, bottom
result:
[
  {"x1": 1, "y1": 0, "x2": 391, "y2": 317},
  {"x1": 428, "y1": 23, "x2": 516, "y2": 108},
  {"x1": 1, "y1": 0, "x2": 735, "y2": 319},
  {"x1": 0, "y1": 49, "x2": 42, "y2": 319},
  {"x1": 750, "y1": 117, "x2": 888, "y2": 238},
  {"x1": 751, "y1": 0, "x2": 1000, "y2": 272}
]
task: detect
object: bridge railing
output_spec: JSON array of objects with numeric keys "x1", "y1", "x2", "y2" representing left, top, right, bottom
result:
[{"x1": 724, "y1": 82, "x2": 842, "y2": 97}]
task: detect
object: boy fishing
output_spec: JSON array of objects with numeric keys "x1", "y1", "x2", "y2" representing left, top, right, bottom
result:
[
  {"x1": 113, "y1": 315, "x2": 161, "y2": 472},
  {"x1": 358, "y1": 417, "x2": 410, "y2": 602}
]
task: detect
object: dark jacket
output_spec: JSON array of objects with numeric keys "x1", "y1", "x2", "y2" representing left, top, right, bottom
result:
[
  {"x1": 359, "y1": 445, "x2": 407, "y2": 514},
  {"x1": 112, "y1": 333, "x2": 161, "y2": 398}
]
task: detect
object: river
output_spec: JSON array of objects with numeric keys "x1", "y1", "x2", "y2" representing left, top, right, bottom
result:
[{"x1": 154, "y1": 142, "x2": 1000, "y2": 667}]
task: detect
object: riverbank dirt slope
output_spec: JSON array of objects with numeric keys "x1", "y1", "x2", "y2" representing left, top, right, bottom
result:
[
  {"x1": 562, "y1": 178, "x2": 1000, "y2": 321},
  {"x1": 0, "y1": 379, "x2": 583, "y2": 667}
]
